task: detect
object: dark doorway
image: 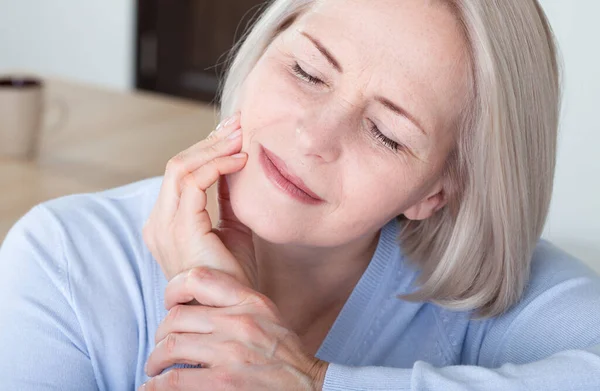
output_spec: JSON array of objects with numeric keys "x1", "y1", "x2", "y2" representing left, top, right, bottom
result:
[{"x1": 136, "y1": 0, "x2": 267, "y2": 104}]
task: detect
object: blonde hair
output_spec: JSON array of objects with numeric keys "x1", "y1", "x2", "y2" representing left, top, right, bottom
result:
[{"x1": 219, "y1": 0, "x2": 562, "y2": 319}]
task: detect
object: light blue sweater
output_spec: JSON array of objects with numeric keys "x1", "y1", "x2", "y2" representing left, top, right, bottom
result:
[{"x1": 1, "y1": 177, "x2": 600, "y2": 391}]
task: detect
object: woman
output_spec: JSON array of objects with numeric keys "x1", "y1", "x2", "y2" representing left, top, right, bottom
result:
[{"x1": 1, "y1": 0, "x2": 599, "y2": 389}]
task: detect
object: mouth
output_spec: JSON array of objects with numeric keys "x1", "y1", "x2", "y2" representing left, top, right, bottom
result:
[{"x1": 259, "y1": 145, "x2": 324, "y2": 205}]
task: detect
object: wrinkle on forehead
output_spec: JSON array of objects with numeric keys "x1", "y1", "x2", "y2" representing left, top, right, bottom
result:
[{"x1": 292, "y1": 0, "x2": 472, "y2": 139}]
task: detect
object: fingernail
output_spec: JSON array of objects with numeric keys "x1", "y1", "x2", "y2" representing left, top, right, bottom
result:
[
  {"x1": 224, "y1": 113, "x2": 239, "y2": 127},
  {"x1": 227, "y1": 129, "x2": 242, "y2": 140},
  {"x1": 216, "y1": 112, "x2": 239, "y2": 132},
  {"x1": 215, "y1": 119, "x2": 228, "y2": 132},
  {"x1": 231, "y1": 153, "x2": 246, "y2": 158}
]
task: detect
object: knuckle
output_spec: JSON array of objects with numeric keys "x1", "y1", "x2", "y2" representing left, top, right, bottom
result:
[
  {"x1": 166, "y1": 154, "x2": 185, "y2": 174},
  {"x1": 144, "y1": 380, "x2": 156, "y2": 391},
  {"x1": 233, "y1": 315, "x2": 261, "y2": 342},
  {"x1": 236, "y1": 314, "x2": 257, "y2": 330},
  {"x1": 165, "y1": 333, "x2": 179, "y2": 355},
  {"x1": 181, "y1": 173, "x2": 196, "y2": 188},
  {"x1": 253, "y1": 293, "x2": 279, "y2": 315},
  {"x1": 167, "y1": 368, "x2": 182, "y2": 389},
  {"x1": 208, "y1": 143, "x2": 221, "y2": 154},
  {"x1": 187, "y1": 266, "x2": 214, "y2": 283},
  {"x1": 167, "y1": 305, "x2": 183, "y2": 324}
]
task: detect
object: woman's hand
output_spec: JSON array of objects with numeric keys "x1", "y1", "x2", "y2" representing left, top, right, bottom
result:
[
  {"x1": 142, "y1": 113, "x2": 257, "y2": 288},
  {"x1": 140, "y1": 267, "x2": 329, "y2": 391}
]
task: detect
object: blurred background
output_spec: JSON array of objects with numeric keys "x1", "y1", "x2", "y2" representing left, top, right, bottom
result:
[
  {"x1": 0, "y1": 0, "x2": 265, "y2": 101},
  {"x1": 0, "y1": 0, "x2": 598, "y2": 271}
]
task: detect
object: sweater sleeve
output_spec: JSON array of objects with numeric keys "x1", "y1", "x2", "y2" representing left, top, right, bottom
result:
[
  {"x1": 323, "y1": 346, "x2": 600, "y2": 390},
  {"x1": 322, "y1": 264, "x2": 600, "y2": 390},
  {"x1": 0, "y1": 205, "x2": 99, "y2": 391}
]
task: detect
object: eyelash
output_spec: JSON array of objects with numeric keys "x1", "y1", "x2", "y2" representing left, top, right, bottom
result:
[
  {"x1": 368, "y1": 121, "x2": 401, "y2": 152},
  {"x1": 292, "y1": 62, "x2": 323, "y2": 85},
  {"x1": 292, "y1": 62, "x2": 403, "y2": 152}
]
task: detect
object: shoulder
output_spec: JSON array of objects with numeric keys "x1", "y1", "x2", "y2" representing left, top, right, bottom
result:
[
  {"x1": 28, "y1": 175, "x2": 163, "y2": 277},
  {"x1": 516, "y1": 239, "x2": 600, "y2": 315},
  {"x1": 42, "y1": 175, "x2": 163, "y2": 228},
  {"x1": 0, "y1": 177, "x2": 165, "y2": 389},
  {"x1": 490, "y1": 239, "x2": 600, "y2": 317},
  {"x1": 479, "y1": 239, "x2": 600, "y2": 366},
  {"x1": 528, "y1": 239, "x2": 599, "y2": 292},
  {"x1": 1, "y1": 175, "x2": 165, "y2": 317},
  {"x1": 3, "y1": 176, "x2": 163, "y2": 266},
  {"x1": 29, "y1": 176, "x2": 162, "y2": 251},
  {"x1": 2, "y1": 174, "x2": 165, "y2": 294}
]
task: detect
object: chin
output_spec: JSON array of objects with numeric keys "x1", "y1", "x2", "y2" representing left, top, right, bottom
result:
[{"x1": 226, "y1": 169, "x2": 325, "y2": 245}]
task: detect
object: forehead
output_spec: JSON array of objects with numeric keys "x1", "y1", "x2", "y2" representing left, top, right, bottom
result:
[{"x1": 288, "y1": 0, "x2": 471, "y2": 135}]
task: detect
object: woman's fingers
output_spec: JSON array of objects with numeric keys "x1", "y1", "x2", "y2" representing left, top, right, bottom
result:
[
  {"x1": 188, "y1": 151, "x2": 247, "y2": 192},
  {"x1": 146, "y1": 333, "x2": 269, "y2": 377},
  {"x1": 177, "y1": 175, "x2": 207, "y2": 228},
  {"x1": 165, "y1": 267, "x2": 247, "y2": 309},
  {"x1": 178, "y1": 113, "x2": 241, "y2": 168},
  {"x1": 176, "y1": 153, "x2": 247, "y2": 236},
  {"x1": 140, "y1": 368, "x2": 206, "y2": 391},
  {"x1": 164, "y1": 267, "x2": 278, "y2": 317},
  {"x1": 143, "y1": 112, "x2": 247, "y2": 281},
  {"x1": 146, "y1": 333, "x2": 214, "y2": 376},
  {"x1": 217, "y1": 176, "x2": 247, "y2": 228},
  {"x1": 154, "y1": 305, "x2": 216, "y2": 344},
  {"x1": 157, "y1": 113, "x2": 241, "y2": 219}
]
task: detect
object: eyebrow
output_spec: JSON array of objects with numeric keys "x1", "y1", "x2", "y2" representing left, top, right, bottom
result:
[
  {"x1": 301, "y1": 32, "x2": 343, "y2": 73},
  {"x1": 375, "y1": 97, "x2": 428, "y2": 137},
  {"x1": 300, "y1": 31, "x2": 428, "y2": 137}
]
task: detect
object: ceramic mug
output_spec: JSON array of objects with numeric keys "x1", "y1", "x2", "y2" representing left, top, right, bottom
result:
[{"x1": 0, "y1": 76, "x2": 65, "y2": 160}]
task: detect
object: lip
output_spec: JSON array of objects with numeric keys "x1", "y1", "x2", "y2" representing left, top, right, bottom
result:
[{"x1": 259, "y1": 145, "x2": 324, "y2": 205}]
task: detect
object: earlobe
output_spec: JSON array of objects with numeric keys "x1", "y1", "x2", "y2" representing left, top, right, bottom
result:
[{"x1": 403, "y1": 190, "x2": 447, "y2": 221}]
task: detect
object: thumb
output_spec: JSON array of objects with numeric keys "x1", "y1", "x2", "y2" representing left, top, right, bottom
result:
[
  {"x1": 217, "y1": 176, "x2": 247, "y2": 230},
  {"x1": 216, "y1": 176, "x2": 257, "y2": 288}
]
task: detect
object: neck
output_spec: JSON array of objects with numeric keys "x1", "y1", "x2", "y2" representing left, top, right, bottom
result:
[{"x1": 253, "y1": 230, "x2": 380, "y2": 335}]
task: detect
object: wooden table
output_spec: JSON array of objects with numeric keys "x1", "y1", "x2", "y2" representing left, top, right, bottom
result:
[{"x1": 0, "y1": 77, "x2": 219, "y2": 241}]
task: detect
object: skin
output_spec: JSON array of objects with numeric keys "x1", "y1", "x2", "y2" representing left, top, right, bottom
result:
[
  {"x1": 141, "y1": 0, "x2": 472, "y2": 389},
  {"x1": 229, "y1": 0, "x2": 471, "y2": 350}
]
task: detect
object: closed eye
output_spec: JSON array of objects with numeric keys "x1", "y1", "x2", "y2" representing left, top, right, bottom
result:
[
  {"x1": 292, "y1": 62, "x2": 406, "y2": 154},
  {"x1": 292, "y1": 62, "x2": 324, "y2": 85},
  {"x1": 368, "y1": 121, "x2": 404, "y2": 152}
]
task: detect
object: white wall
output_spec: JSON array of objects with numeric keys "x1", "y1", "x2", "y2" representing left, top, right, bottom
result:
[
  {"x1": 0, "y1": 1, "x2": 598, "y2": 269},
  {"x1": 0, "y1": 0, "x2": 135, "y2": 90},
  {"x1": 539, "y1": 0, "x2": 600, "y2": 272}
]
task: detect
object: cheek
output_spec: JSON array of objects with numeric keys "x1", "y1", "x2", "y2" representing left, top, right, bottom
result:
[
  {"x1": 238, "y1": 60, "x2": 308, "y2": 139},
  {"x1": 342, "y1": 158, "x2": 421, "y2": 215}
]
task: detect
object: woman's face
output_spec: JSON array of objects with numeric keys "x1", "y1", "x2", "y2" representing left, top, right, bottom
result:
[{"x1": 228, "y1": 0, "x2": 471, "y2": 246}]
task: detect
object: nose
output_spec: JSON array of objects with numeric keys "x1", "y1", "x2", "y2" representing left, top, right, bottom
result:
[{"x1": 294, "y1": 101, "x2": 354, "y2": 163}]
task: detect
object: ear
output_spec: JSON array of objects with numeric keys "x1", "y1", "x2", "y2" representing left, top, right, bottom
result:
[{"x1": 403, "y1": 185, "x2": 447, "y2": 221}]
